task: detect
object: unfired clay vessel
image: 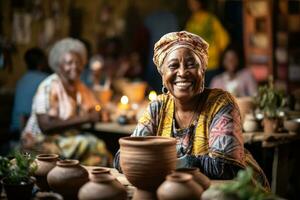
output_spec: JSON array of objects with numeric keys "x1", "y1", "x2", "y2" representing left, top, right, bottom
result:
[
  {"x1": 119, "y1": 136, "x2": 177, "y2": 200},
  {"x1": 47, "y1": 160, "x2": 89, "y2": 200},
  {"x1": 34, "y1": 154, "x2": 59, "y2": 191},
  {"x1": 157, "y1": 172, "x2": 203, "y2": 200},
  {"x1": 78, "y1": 168, "x2": 127, "y2": 200},
  {"x1": 176, "y1": 167, "x2": 210, "y2": 190}
]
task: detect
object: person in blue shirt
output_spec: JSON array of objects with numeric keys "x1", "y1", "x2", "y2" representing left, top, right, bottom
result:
[{"x1": 10, "y1": 48, "x2": 49, "y2": 134}]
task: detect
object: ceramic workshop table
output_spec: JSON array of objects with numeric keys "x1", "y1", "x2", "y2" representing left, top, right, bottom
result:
[{"x1": 85, "y1": 122, "x2": 300, "y2": 197}]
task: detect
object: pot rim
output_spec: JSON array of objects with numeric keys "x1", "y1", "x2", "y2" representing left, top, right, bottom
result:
[
  {"x1": 57, "y1": 159, "x2": 79, "y2": 167},
  {"x1": 91, "y1": 167, "x2": 110, "y2": 175},
  {"x1": 37, "y1": 154, "x2": 59, "y2": 161},
  {"x1": 119, "y1": 136, "x2": 176, "y2": 146},
  {"x1": 166, "y1": 172, "x2": 192, "y2": 182}
]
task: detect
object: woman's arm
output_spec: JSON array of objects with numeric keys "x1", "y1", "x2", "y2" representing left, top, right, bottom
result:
[{"x1": 37, "y1": 110, "x2": 100, "y2": 134}]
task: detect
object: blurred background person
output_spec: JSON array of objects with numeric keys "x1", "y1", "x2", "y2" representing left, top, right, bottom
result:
[
  {"x1": 210, "y1": 45, "x2": 257, "y2": 97},
  {"x1": 21, "y1": 38, "x2": 111, "y2": 166},
  {"x1": 10, "y1": 48, "x2": 49, "y2": 135},
  {"x1": 185, "y1": 0, "x2": 229, "y2": 86}
]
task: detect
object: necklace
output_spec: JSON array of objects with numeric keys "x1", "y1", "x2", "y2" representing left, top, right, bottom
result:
[{"x1": 174, "y1": 96, "x2": 202, "y2": 129}]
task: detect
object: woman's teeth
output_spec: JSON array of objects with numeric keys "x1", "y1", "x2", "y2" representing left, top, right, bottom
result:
[{"x1": 175, "y1": 82, "x2": 192, "y2": 88}]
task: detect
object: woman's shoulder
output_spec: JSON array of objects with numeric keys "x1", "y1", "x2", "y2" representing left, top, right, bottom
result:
[
  {"x1": 204, "y1": 88, "x2": 236, "y2": 105},
  {"x1": 36, "y1": 74, "x2": 59, "y2": 90}
]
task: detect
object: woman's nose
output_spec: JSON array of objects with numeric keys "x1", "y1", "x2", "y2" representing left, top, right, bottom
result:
[{"x1": 177, "y1": 65, "x2": 187, "y2": 76}]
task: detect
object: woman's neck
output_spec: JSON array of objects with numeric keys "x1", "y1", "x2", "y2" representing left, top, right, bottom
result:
[
  {"x1": 174, "y1": 93, "x2": 201, "y2": 112},
  {"x1": 59, "y1": 74, "x2": 77, "y2": 98}
]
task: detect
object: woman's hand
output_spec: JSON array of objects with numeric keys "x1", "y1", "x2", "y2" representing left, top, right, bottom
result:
[
  {"x1": 21, "y1": 132, "x2": 36, "y2": 149},
  {"x1": 176, "y1": 154, "x2": 190, "y2": 169},
  {"x1": 87, "y1": 110, "x2": 101, "y2": 123}
]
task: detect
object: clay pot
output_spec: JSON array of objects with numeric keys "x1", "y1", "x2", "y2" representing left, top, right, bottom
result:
[
  {"x1": 263, "y1": 118, "x2": 279, "y2": 134},
  {"x1": 236, "y1": 97, "x2": 254, "y2": 123},
  {"x1": 94, "y1": 89, "x2": 113, "y2": 106},
  {"x1": 78, "y1": 168, "x2": 127, "y2": 200},
  {"x1": 34, "y1": 154, "x2": 59, "y2": 191},
  {"x1": 157, "y1": 172, "x2": 203, "y2": 200},
  {"x1": 283, "y1": 118, "x2": 300, "y2": 134},
  {"x1": 119, "y1": 136, "x2": 177, "y2": 200},
  {"x1": 243, "y1": 114, "x2": 259, "y2": 132},
  {"x1": 123, "y1": 82, "x2": 147, "y2": 103},
  {"x1": 47, "y1": 160, "x2": 89, "y2": 200},
  {"x1": 176, "y1": 167, "x2": 210, "y2": 190}
]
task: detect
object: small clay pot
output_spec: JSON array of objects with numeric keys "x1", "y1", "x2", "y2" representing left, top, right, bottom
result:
[
  {"x1": 243, "y1": 114, "x2": 259, "y2": 132},
  {"x1": 78, "y1": 171, "x2": 127, "y2": 200},
  {"x1": 47, "y1": 160, "x2": 89, "y2": 200},
  {"x1": 284, "y1": 118, "x2": 300, "y2": 134},
  {"x1": 157, "y1": 172, "x2": 203, "y2": 200},
  {"x1": 263, "y1": 118, "x2": 279, "y2": 134},
  {"x1": 176, "y1": 167, "x2": 210, "y2": 190},
  {"x1": 34, "y1": 154, "x2": 59, "y2": 191}
]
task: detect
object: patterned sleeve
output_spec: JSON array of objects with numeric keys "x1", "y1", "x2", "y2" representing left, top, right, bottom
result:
[
  {"x1": 209, "y1": 101, "x2": 244, "y2": 163},
  {"x1": 187, "y1": 93, "x2": 245, "y2": 179}
]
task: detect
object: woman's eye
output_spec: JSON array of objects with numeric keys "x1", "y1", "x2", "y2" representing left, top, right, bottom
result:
[
  {"x1": 186, "y1": 62, "x2": 195, "y2": 68},
  {"x1": 168, "y1": 63, "x2": 178, "y2": 69}
]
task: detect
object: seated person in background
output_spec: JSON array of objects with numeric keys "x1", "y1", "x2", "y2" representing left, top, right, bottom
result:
[
  {"x1": 210, "y1": 46, "x2": 257, "y2": 97},
  {"x1": 11, "y1": 48, "x2": 49, "y2": 134},
  {"x1": 114, "y1": 31, "x2": 270, "y2": 190},
  {"x1": 21, "y1": 38, "x2": 111, "y2": 166},
  {"x1": 85, "y1": 55, "x2": 111, "y2": 90}
]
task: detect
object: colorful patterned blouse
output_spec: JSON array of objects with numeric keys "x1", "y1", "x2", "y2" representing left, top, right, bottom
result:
[{"x1": 114, "y1": 88, "x2": 269, "y2": 189}]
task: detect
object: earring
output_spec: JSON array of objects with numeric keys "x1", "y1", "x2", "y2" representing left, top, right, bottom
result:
[{"x1": 162, "y1": 85, "x2": 168, "y2": 94}]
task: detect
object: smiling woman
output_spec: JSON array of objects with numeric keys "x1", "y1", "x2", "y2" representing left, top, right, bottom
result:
[
  {"x1": 114, "y1": 31, "x2": 270, "y2": 190},
  {"x1": 21, "y1": 38, "x2": 112, "y2": 166}
]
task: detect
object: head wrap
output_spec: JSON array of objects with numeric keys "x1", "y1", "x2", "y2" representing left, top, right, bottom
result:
[{"x1": 153, "y1": 31, "x2": 209, "y2": 72}]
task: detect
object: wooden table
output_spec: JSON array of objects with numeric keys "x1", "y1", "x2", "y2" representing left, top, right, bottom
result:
[{"x1": 84, "y1": 122, "x2": 300, "y2": 198}]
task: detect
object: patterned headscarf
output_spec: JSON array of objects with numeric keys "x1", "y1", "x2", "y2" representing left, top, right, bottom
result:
[{"x1": 153, "y1": 31, "x2": 209, "y2": 72}]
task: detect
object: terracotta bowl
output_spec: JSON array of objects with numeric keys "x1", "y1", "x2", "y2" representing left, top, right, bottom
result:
[
  {"x1": 119, "y1": 136, "x2": 177, "y2": 199},
  {"x1": 284, "y1": 118, "x2": 300, "y2": 134}
]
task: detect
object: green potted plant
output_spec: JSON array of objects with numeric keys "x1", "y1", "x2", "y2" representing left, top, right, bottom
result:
[
  {"x1": 0, "y1": 156, "x2": 10, "y2": 196},
  {"x1": 255, "y1": 77, "x2": 285, "y2": 134},
  {"x1": 0, "y1": 151, "x2": 36, "y2": 200}
]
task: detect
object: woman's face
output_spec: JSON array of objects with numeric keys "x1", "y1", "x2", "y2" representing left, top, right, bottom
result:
[
  {"x1": 58, "y1": 52, "x2": 83, "y2": 83},
  {"x1": 161, "y1": 47, "x2": 204, "y2": 101},
  {"x1": 223, "y1": 50, "x2": 239, "y2": 73}
]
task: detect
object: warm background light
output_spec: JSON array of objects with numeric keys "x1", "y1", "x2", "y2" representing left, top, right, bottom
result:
[
  {"x1": 95, "y1": 105, "x2": 101, "y2": 112},
  {"x1": 148, "y1": 91, "x2": 157, "y2": 101},
  {"x1": 120, "y1": 95, "x2": 129, "y2": 105}
]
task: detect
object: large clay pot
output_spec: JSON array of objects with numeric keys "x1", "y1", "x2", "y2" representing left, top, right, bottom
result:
[
  {"x1": 34, "y1": 154, "x2": 59, "y2": 191},
  {"x1": 119, "y1": 136, "x2": 177, "y2": 200},
  {"x1": 78, "y1": 168, "x2": 127, "y2": 200},
  {"x1": 47, "y1": 160, "x2": 89, "y2": 200},
  {"x1": 176, "y1": 167, "x2": 210, "y2": 190},
  {"x1": 157, "y1": 172, "x2": 203, "y2": 200}
]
